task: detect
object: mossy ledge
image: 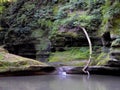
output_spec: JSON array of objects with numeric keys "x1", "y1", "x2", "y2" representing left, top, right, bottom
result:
[{"x1": 0, "y1": 48, "x2": 55, "y2": 76}]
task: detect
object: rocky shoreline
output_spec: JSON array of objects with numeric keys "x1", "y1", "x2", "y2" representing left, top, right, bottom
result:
[
  {"x1": 0, "y1": 66, "x2": 55, "y2": 76},
  {"x1": 0, "y1": 47, "x2": 120, "y2": 76},
  {"x1": 60, "y1": 66, "x2": 120, "y2": 76},
  {"x1": 1, "y1": 65, "x2": 120, "y2": 76}
]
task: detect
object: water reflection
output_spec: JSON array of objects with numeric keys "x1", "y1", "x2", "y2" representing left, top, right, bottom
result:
[{"x1": 0, "y1": 75, "x2": 120, "y2": 90}]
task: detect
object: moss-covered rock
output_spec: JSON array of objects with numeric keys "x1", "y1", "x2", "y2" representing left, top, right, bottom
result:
[
  {"x1": 110, "y1": 38, "x2": 120, "y2": 60},
  {"x1": 92, "y1": 52, "x2": 110, "y2": 66},
  {"x1": 112, "y1": 38, "x2": 120, "y2": 47},
  {"x1": 49, "y1": 47, "x2": 89, "y2": 62},
  {"x1": 0, "y1": 48, "x2": 54, "y2": 74}
]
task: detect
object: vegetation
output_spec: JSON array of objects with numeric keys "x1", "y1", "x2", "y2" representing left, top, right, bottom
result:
[
  {"x1": 92, "y1": 52, "x2": 110, "y2": 66},
  {"x1": 49, "y1": 47, "x2": 89, "y2": 62},
  {"x1": 0, "y1": 47, "x2": 48, "y2": 72},
  {"x1": 111, "y1": 38, "x2": 120, "y2": 47},
  {"x1": 0, "y1": 0, "x2": 120, "y2": 68},
  {"x1": 100, "y1": 0, "x2": 120, "y2": 35}
]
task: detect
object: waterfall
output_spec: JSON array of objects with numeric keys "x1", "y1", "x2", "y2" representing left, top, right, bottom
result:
[{"x1": 78, "y1": 26, "x2": 92, "y2": 76}]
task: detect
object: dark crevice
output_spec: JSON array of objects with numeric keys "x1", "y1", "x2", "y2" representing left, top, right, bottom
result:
[{"x1": 4, "y1": 43, "x2": 36, "y2": 59}]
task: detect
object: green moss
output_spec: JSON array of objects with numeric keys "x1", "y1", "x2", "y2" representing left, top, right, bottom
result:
[
  {"x1": 23, "y1": 2, "x2": 35, "y2": 11},
  {"x1": 109, "y1": 2, "x2": 120, "y2": 17},
  {"x1": 0, "y1": 48, "x2": 48, "y2": 72},
  {"x1": 53, "y1": 5, "x2": 59, "y2": 15},
  {"x1": 0, "y1": 0, "x2": 7, "y2": 3},
  {"x1": 74, "y1": 14, "x2": 94, "y2": 27},
  {"x1": 110, "y1": 17, "x2": 120, "y2": 35},
  {"x1": 16, "y1": 14, "x2": 27, "y2": 24},
  {"x1": 51, "y1": 12, "x2": 94, "y2": 36},
  {"x1": 92, "y1": 52, "x2": 110, "y2": 66},
  {"x1": 61, "y1": 32, "x2": 78, "y2": 38},
  {"x1": 98, "y1": 0, "x2": 110, "y2": 34},
  {"x1": 37, "y1": 19, "x2": 53, "y2": 29},
  {"x1": 0, "y1": 60, "x2": 28, "y2": 67},
  {"x1": 0, "y1": 5, "x2": 5, "y2": 13},
  {"x1": 0, "y1": 53, "x2": 4, "y2": 60},
  {"x1": 100, "y1": 0, "x2": 120, "y2": 35},
  {"x1": 74, "y1": 61, "x2": 87, "y2": 66},
  {"x1": 49, "y1": 47, "x2": 89, "y2": 62}
]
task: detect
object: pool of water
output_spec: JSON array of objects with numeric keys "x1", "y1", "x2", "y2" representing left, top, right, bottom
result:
[{"x1": 0, "y1": 75, "x2": 120, "y2": 90}]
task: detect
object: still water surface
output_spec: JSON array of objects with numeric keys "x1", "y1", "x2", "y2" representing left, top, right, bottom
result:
[{"x1": 0, "y1": 75, "x2": 120, "y2": 90}]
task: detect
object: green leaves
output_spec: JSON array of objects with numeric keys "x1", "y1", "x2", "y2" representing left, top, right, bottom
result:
[
  {"x1": 0, "y1": 5, "x2": 5, "y2": 13},
  {"x1": 37, "y1": 19, "x2": 53, "y2": 29}
]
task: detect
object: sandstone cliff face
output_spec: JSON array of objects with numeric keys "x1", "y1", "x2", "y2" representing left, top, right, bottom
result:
[{"x1": 0, "y1": 0, "x2": 120, "y2": 67}]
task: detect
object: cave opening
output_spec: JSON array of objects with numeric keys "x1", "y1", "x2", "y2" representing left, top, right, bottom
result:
[{"x1": 4, "y1": 43, "x2": 37, "y2": 59}]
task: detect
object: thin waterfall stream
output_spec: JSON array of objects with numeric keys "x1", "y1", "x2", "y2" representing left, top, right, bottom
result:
[{"x1": 78, "y1": 26, "x2": 92, "y2": 76}]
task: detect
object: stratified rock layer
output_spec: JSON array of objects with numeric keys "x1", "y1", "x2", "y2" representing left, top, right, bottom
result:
[{"x1": 0, "y1": 48, "x2": 55, "y2": 76}]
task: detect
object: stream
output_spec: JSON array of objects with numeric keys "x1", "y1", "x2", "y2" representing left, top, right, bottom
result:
[{"x1": 0, "y1": 75, "x2": 120, "y2": 90}]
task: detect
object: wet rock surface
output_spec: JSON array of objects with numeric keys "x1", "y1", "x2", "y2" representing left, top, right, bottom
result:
[
  {"x1": 57, "y1": 66, "x2": 120, "y2": 75},
  {"x1": 107, "y1": 60, "x2": 120, "y2": 67}
]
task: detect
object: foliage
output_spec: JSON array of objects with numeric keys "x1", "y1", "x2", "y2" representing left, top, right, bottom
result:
[
  {"x1": 0, "y1": 0, "x2": 8, "y2": 3},
  {"x1": 0, "y1": 53, "x2": 4, "y2": 60},
  {"x1": 100, "y1": 0, "x2": 111, "y2": 33},
  {"x1": 54, "y1": 0, "x2": 88, "y2": 19},
  {"x1": 1, "y1": 0, "x2": 106, "y2": 45},
  {"x1": 73, "y1": 14, "x2": 94, "y2": 28},
  {"x1": 0, "y1": 0, "x2": 11, "y2": 14},
  {"x1": 100, "y1": 0, "x2": 120, "y2": 35},
  {"x1": 37, "y1": 19, "x2": 53, "y2": 29},
  {"x1": 92, "y1": 52, "x2": 110, "y2": 66},
  {"x1": 70, "y1": 0, "x2": 88, "y2": 10},
  {"x1": 109, "y1": 1, "x2": 120, "y2": 17},
  {"x1": 49, "y1": 47, "x2": 89, "y2": 62},
  {"x1": 0, "y1": 0, "x2": 120, "y2": 67},
  {"x1": 89, "y1": 0, "x2": 105, "y2": 10},
  {"x1": 54, "y1": 5, "x2": 69, "y2": 19},
  {"x1": 34, "y1": 6, "x2": 54, "y2": 19},
  {"x1": 50, "y1": 0, "x2": 105, "y2": 36},
  {"x1": 23, "y1": 3, "x2": 35, "y2": 11},
  {"x1": 0, "y1": 4, "x2": 5, "y2": 13},
  {"x1": 111, "y1": 38, "x2": 120, "y2": 47}
]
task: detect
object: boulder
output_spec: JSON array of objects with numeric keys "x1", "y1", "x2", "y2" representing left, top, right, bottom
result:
[
  {"x1": 0, "y1": 48, "x2": 55, "y2": 76},
  {"x1": 110, "y1": 50, "x2": 120, "y2": 60},
  {"x1": 107, "y1": 60, "x2": 120, "y2": 67}
]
